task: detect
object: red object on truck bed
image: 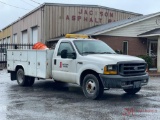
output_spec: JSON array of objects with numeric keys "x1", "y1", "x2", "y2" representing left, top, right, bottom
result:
[{"x1": 32, "y1": 42, "x2": 48, "y2": 50}]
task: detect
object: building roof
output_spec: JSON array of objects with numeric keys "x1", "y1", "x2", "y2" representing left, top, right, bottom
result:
[
  {"x1": 74, "y1": 12, "x2": 160, "y2": 35},
  {"x1": 1, "y1": 3, "x2": 141, "y2": 31},
  {"x1": 138, "y1": 28, "x2": 160, "y2": 37}
]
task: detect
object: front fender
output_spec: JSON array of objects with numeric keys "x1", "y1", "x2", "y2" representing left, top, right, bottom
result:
[{"x1": 76, "y1": 64, "x2": 103, "y2": 85}]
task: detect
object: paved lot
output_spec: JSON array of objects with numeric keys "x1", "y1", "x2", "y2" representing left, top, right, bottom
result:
[{"x1": 0, "y1": 69, "x2": 160, "y2": 120}]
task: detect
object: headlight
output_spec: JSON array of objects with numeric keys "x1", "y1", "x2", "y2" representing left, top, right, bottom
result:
[{"x1": 103, "y1": 65, "x2": 117, "y2": 75}]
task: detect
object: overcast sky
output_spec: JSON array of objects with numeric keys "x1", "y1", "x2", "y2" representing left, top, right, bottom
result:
[{"x1": 1, "y1": 0, "x2": 160, "y2": 30}]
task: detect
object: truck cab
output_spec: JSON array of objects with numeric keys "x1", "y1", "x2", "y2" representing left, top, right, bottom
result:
[{"x1": 7, "y1": 34, "x2": 149, "y2": 99}]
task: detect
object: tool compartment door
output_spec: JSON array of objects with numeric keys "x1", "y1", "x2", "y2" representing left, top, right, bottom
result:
[
  {"x1": 36, "y1": 50, "x2": 47, "y2": 78},
  {"x1": 27, "y1": 50, "x2": 37, "y2": 76}
]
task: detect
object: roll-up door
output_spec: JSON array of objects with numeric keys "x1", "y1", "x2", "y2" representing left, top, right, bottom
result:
[
  {"x1": 32, "y1": 27, "x2": 38, "y2": 44},
  {"x1": 22, "y1": 30, "x2": 28, "y2": 49},
  {"x1": 13, "y1": 34, "x2": 17, "y2": 44},
  {"x1": 22, "y1": 30, "x2": 28, "y2": 44}
]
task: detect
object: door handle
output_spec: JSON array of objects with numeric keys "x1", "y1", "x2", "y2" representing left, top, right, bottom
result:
[
  {"x1": 54, "y1": 59, "x2": 56, "y2": 65},
  {"x1": 77, "y1": 62, "x2": 83, "y2": 64}
]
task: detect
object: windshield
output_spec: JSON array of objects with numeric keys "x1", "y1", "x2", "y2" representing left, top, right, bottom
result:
[{"x1": 74, "y1": 40, "x2": 115, "y2": 55}]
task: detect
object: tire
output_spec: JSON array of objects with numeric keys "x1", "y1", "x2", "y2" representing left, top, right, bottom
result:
[
  {"x1": 16, "y1": 68, "x2": 28, "y2": 86},
  {"x1": 123, "y1": 87, "x2": 141, "y2": 94},
  {"x1": 26, "y1": 76, "x2": 35, "y2": 86},
  {"x1": 82, "y1": 74, "x2": 104, "y2": 100}
]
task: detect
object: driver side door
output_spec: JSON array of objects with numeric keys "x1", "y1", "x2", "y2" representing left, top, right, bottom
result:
[{"x1": 53, "y1": 42, "x2": 77, "y2": 83}]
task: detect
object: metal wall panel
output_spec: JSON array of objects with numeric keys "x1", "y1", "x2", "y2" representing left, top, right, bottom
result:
[
  {"x1": 0, "y1": 26, "x2": 12, "y2": 41},
  {"x1": 1, "y1": 4, "x2": 140, "y2": 44},
  {"x1": 12, "y1": 8, "x2": 42, "y2": 44},
  {"x1": 44, "y1": 5, "x2": 140, "y2": 41}
]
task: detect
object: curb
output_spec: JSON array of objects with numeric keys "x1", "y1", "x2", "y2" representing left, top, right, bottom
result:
[{"x1": 149, "y1": 74, "x2": 160, "y2": 77}]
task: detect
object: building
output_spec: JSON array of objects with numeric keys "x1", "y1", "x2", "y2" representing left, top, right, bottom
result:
[
  {"x1": 1, "y1": 3, "x2": 160, "y2": 72},
  {"x1": 0, "y1": 3, "x2": 141, "y2": 45}
]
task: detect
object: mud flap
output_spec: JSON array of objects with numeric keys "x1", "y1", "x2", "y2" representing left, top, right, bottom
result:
[{"x1": 10, "y1": 71, "x2": 16, "y2": 81}]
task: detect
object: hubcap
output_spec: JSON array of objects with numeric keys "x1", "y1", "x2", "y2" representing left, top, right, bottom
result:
[
  {"x1": 18, "y1": 71, "x2": 24, "y2": 83},
  {"x1": 86, "y1": 79, "x2": 96, "y2": 94}
]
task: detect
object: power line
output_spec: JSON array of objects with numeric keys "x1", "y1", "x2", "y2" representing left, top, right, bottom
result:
[
  {"x1": 29, "y1": 0, "x2": 41, "y2": 5},
  {"x1": 0, "y1": 1, "x2": 29, "y2": 10},
  {"x1": 21, "y1": 0, "x2": 36, "y2": 7}
]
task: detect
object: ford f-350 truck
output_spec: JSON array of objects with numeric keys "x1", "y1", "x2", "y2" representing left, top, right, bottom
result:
[{"x1": 7, "y1": 34, "x2": 149, "y2": 99}]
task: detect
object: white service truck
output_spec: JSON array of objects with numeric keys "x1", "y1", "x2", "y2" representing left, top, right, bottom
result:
[{"x1": 7, "y1": 34, "x2": 149, "y2": 99}]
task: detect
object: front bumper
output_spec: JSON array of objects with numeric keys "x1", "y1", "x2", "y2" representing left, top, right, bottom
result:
[{"x1": 99, "y1": 74, "x2": 149, "y2": 89}]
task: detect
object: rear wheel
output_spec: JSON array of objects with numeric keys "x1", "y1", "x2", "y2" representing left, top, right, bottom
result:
[
  {"x1": 16, "y1": 68, "x2": 27, "y2": 86},
  {"x1": 16, "y1": 68, "x2": 35, "y2": 86},
  {"x1": 82, "y1": 74, "x2": 104, "y2": 100},
  {"x1": 123, "y1": 87, "x2": 141, "y2": 94}
]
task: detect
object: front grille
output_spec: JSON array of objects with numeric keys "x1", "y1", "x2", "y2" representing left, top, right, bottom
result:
[{"x1": 118, "y1": 62, "x2": 147, "y2": 76}]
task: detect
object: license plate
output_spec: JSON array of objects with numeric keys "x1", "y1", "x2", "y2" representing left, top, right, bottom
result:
[{"x1": 134, "y1": 81, "x2": 141, "y2": 88}]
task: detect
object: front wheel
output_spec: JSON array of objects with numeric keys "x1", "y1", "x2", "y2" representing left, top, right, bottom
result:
[
  {"x1": 82, "y1": 74, "x2": 104, "y2": 100},
  {"x1": 123, "y1": 87, "x2": 141, "y2": 94}
]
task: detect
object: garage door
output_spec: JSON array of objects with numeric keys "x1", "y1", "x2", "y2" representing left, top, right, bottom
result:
[
  {"x1": 22, "y1": 30, "x2": 28, "y2": 44},
  {"x1": 7, "y1": 37, "x2": 10, "y2": 44},
  {"x1": 7, "y1": 37, "x2": 11, "y2": 48},
  {"x1": 3, "y1": 38, "x2": 6, "y2": 44},
  {"x1": 32, "y1": 27, "x2": 38, "y2": 44},
  {"x1": 22, "y1": 30, "x2": 28, "y2": 49},
  {"x1": 13, "y1": 34, "x2": 17, "y2": 44}
]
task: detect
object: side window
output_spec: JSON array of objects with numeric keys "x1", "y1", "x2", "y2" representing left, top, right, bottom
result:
[{"x1": 57, "y1": 42, "x2": 74, "y2": 56}]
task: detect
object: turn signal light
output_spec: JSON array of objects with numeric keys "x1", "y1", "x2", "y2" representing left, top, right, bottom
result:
[{"x1": 103, "y1": 66, "x2": 117, "y2": 75}]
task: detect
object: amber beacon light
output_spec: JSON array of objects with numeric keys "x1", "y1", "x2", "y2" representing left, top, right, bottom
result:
[{"x1": 65, "y1": 34, "x2": 89, "y2": 39}]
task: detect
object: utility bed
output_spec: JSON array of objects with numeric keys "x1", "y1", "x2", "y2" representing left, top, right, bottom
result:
[{"x1": 7, "y1": 49, "x2": 54, "y2": 79}]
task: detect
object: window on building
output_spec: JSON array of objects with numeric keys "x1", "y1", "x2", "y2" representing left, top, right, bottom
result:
[
  {"x1": 22, "y1": 30, "x2": 28, "y2": 44},
  {"x1": 13, "y1": 34, "x2": 17, "y2": 44},
  {"x1": 31, "y1": 26, "x2": 38, "y2": 44},
  {"x1": 123, "y1": 41, "x2": 128, "y2": 55}
]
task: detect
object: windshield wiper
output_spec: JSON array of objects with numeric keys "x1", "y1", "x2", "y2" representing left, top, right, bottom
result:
[
  {"x1": 82, "y1": 52, "x2": 115, "y2": 54},
  {"x1": 98, "y1": 52, "x2": 115, "y2": 54},
  {"x1": 82, "y1": 52, "x2": 97, "y2": 54}
]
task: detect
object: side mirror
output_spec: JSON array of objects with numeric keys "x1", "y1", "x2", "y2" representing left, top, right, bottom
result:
[
  {"x1": 61, "y1": 49, "x2": 67, "y2": 58},
  {"x1": 60, "y1": 49, "x2": 77, "y2": 59},
  {"x1": 71, "y1": 52, "x2": 76, "y2": 59}
]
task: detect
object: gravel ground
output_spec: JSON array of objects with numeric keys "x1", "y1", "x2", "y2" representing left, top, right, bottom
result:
[{"x1": 0, "y1": 69, "x2": 160, "y2": 120}]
